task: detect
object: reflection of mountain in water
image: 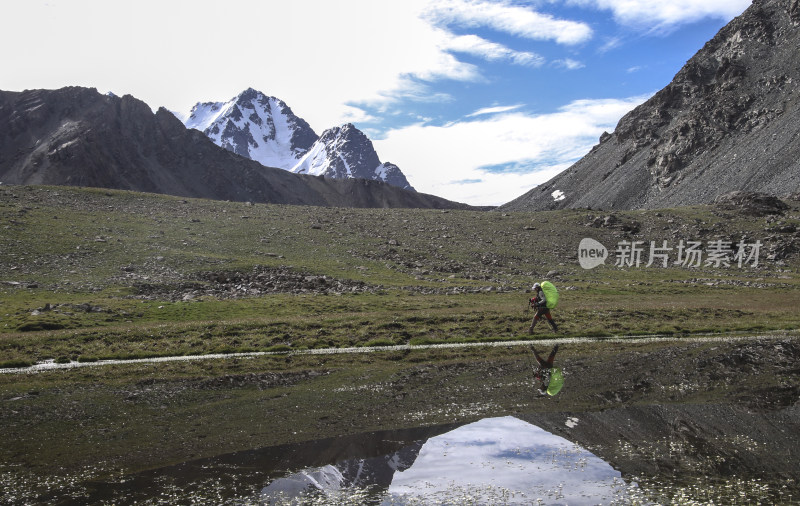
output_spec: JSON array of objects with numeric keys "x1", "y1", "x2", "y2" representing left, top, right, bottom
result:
[
  {"x1": 73, "y1": 423, "x2": 462, "y2": 505},
  {"x1": 260, "y1": 439, "x2": 426, "y2": 503},
  {"x1": 261, "y1": 416, "x2": 629, "y2": 505}
]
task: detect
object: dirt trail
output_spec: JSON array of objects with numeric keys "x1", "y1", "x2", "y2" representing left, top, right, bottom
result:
[{"x1": 2, "y1": 331, "x2": 794, "y2": 374}]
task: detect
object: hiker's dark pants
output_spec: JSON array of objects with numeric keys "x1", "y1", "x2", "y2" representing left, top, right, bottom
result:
[
  {"x1": 533, "y1": 307, "x2": 553, "y2": 322},
  {"x1": 534, "y1": 347, "x2": 557, "y2": 368}
]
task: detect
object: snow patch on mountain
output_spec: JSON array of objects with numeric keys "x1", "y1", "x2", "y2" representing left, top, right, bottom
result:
[{"x1": 290, "y1": 141, "x2": 328, "y2": 176}]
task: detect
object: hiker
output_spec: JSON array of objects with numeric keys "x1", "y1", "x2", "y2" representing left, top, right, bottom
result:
[
  {"x1": 528, "y1": 282, "x2": 559, "y2": 333},
  {"x1": 531, "y1": 344, "x2": 564, "y2": 396}
]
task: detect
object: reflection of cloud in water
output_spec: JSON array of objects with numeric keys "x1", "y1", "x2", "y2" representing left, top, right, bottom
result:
[
  {"x1": 387, "y1": 416, "x2": 627, "y2": 505},
  {"x1": 259, "y1": 416, "x2": 631, "y2": 505}
]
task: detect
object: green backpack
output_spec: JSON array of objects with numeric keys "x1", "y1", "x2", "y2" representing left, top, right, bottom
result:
[
  {"x1": 547, "y1": 368, "x2": 564, "y2": 396},
  {"x1": 541, "y1": 281, "x2": 559, "y2": 309}
]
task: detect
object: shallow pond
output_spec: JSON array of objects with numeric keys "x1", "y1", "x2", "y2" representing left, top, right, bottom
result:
[{"x1": 54, "y1": 404, "x2": 799, "y2": 505}]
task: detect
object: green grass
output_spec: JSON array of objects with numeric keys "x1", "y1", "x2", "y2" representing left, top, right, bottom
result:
[
  {"x1": 0, "y1": 185, "x2": 798, "y2": 366},
  {"x1": 1, "y1": 289, "x2": 797, "y2": 365}
]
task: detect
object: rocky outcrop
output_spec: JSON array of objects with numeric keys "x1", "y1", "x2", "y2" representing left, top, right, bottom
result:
[
  {"x1": 501, "y1": 0, "x2": 800, "y2": 211},
  {"x1": 713, "y1": 190, "x2": 789, "y2": 215}
]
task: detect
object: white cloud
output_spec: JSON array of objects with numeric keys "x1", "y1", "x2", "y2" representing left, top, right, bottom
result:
[
  {"x1": 466, "y1": 104, "x2": 524, "y2": 118},
  {"x1": 571, "y1": 0, "x2": 751, "y2": 32},
  {"x1": 0, "y1": 0, "x2": 483, "y2": 132},
  {"x1": 442, "y1": 33, "x2": 545, "y2": 67},
  {"x1": 338, "y1": 106, "x2": 380, "y2": 125},
  {"x1": 0, "y1": 0, "x2": 596, "y2": 134},
  {"x1": 425, "y1": 0, "x2": 593, "y2": 45},
  {"x1": 598, "y1": 36, "x2": 623, "y2": 53},
  {"x1": 374, "y1": 94, "x2": 651, "y2": 206},
  {"x1": 553, "y1": 58, "x2": 586, "y2": 70},
  {"x1": 0, "y1": 0, "x2": 597, "y2": 139}
]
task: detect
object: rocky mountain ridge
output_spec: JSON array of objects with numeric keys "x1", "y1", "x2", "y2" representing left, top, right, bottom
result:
[
  {"x1": 292, "y1": 123, "x2": 414, "y2": 191},
  {"x1": 501, "y1": 0, "x2": 800, "y2": 211},
  {"x1": 0, "y1": 87, "x2": 471, "y2": 209},
  {"x1": 179, "y1": 89, "x2": 414, "y2": 191}
]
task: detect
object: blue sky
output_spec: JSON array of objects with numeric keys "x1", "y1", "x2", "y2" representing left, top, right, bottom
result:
[{"x1": 2, "y1": 0, "x2": 751, "y2": 205}]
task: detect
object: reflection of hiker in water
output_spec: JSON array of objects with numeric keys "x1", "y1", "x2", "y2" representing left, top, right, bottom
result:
[
  {"x1": 531, "y1": 344, "x2": 564, "y2": 396},
  {"x1": 528, "y1": 282, "x2": 559, "y2": 333}
]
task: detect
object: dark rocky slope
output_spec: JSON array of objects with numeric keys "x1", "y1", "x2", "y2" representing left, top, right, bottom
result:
[
  {"x1": 0, "y1": 87, "x2": 472, "y2": 209},
  {"x1": 502, "y1": 0, "x2": 800, "y2": 211}
]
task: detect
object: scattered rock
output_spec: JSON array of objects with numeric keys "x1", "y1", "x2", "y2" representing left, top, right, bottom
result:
[
  {"x1": 132, "y1": 266, "x2": 382, "y2": 301},
  {"x1": 585, "y1": 214, "x2": 640, "y2": 233},
  {"x1": 765, "y1": 234, "x2": 800, "y2": 260},
  {"x1": 713, "y1": 191, "x2": 788, "y2": 216}
]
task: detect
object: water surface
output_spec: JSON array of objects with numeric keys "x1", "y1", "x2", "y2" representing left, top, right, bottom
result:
[{"x1": 46, "y1": 404, "x2": 800, "y2": 505}]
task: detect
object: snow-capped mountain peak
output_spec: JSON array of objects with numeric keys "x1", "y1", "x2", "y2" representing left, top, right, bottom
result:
[
  {"x1": 292, "y1": 123, "x2": 415, "y2": 191},
  {"x1": 181, "y1": 88, "x2": 317, "y2": 169},
  {"x1": 176, "y1": 89, "x2": 414, "y2": 191}
]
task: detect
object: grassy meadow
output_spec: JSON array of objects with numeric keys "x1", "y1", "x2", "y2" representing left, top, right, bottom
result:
[{"x1": 1, "y1": 184, "x2": 798, "y2": 368}]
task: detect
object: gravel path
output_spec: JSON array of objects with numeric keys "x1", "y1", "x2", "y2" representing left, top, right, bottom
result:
[{"x1": 2, "y1": 331, "x2": 795, "y2": 375}]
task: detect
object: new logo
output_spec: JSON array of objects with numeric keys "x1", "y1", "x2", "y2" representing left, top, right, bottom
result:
[{"x1": 578, "y1": 238, "x2": 608, "y2": 269}]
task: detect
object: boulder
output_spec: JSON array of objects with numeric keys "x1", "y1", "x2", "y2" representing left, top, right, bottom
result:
[{"x1": 713, "y1": 191, "x2": 788, "y2": 216}]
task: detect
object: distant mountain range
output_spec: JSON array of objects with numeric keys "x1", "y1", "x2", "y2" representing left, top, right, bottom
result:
[
  {"x1": 0, "y1": 87, "x2": 473, "y2": 209},
  {"x1": 10, "y1": 0, "x2": 797, "y2": 217},
  {"x1": 177, "y1": 88, "x2": 414, "y2": 191},
  {"x1": 501, "y1": 0, "x2": 800, "y2": 211}
]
